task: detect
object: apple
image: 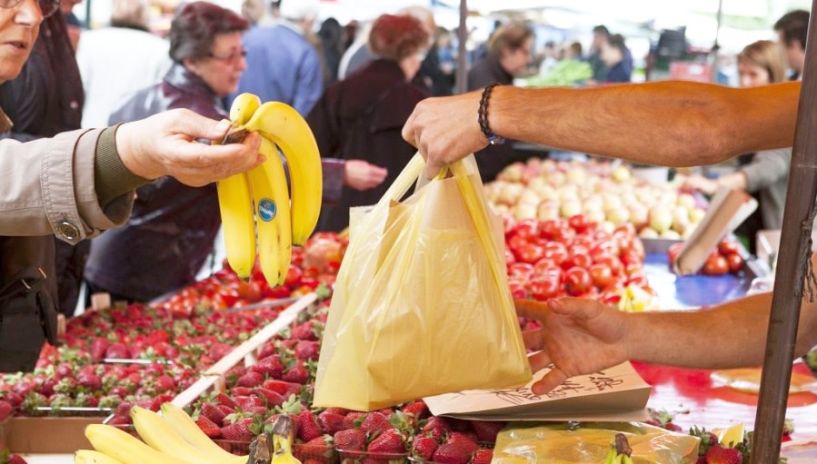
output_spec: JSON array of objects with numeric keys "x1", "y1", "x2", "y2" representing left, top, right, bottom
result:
[
  {"x1": 514, "y1": 203, "x2": 537, "y2": 220},
  {"x1": 690, "y1": 207, "x2": 706, "y2": 224},
  {"x1": 498, "y1": 162, "x2": 524, "y2": 182},
  {"x1": 612, "y1": 165, "x2": 631, "y2": 183},
  {"x1": 639, "y1": 228, "x2": 659, "y2": 239},
  {"x1": 677, "y1": 193, "x2": 696, "y2": 210},
  {"x1": 560, "y1": 200, "x2": 582, "y2": 218},
  {"x1": 628, "y1": 204, "x2": 648, "y2": 227},
  {"x1": 672, "y1": 206, "x2": 690, "y2": 234},
  {"x1": 649, "y1": 206, "x2": 673, "y2": 234},
  {"x1": 607, "y1": 208, "x2": 631, "y2": 226}
]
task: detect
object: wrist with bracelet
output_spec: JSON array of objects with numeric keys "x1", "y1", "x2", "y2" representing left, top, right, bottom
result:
[{"x1": 478, "y1": 83, "x2": 505, "y2": 145}]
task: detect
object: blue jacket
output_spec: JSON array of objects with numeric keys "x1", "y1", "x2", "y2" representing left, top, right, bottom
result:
[{"x1": 234, "y1": 23, "x2": 323, "y2": 115}]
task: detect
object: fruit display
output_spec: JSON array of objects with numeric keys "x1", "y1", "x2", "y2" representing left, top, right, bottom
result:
[
  {"x1": 667, "y1": 240, "x2": 746, "y2": 276},
  {"x1": 217, "y1": 94, "x2": 323, "y2": 286},
  {"x1": 504, "y1": 217, "x2": 653, "y2": 309},
  {"x1": 487, "y1": 158, "x2": 707, "y2": 240},
  {"x1": 0, "y1": 451, "x2": 27, "y2": 464}
]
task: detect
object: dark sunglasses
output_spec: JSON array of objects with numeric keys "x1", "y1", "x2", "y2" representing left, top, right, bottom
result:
[{"x1": 0, "y1": 0, "x2": 61, "y2": 19}]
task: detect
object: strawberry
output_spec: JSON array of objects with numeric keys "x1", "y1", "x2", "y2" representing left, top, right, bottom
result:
[
  {"x1": 291, "y1": 322, "x2": 318, "y2": 340},
  {"x1": 402, "y1": 400, "x2": 428, "y2": 419},
  {"x1": 196, "y1": 415, "x2": 222, "y2": 438},
  {"x1": 342, "y1": 412, "x2": 366, "y2": 431},
  {"x1": 221, "y1": 418, "x2": 255, "y2": 442},
  {"x1": 236, "y1": 371, "x2": 264, "y2": 388},
  {"x1": 470, "y1": 421, "x2": 505, "y2": 443},
  {"x1": 218, "y1": 404, "x2": 236, "y2": 416},
  {"x1": 215, "y1": 393, "x2": 236, "y2": 408},
  {"x1": 201, "y1": 403, "x2": 227, "y2": 426},
  {"x1": 234, "y1": 395, "x2": 266, "y2": 411},
  {"x1": 105, "y1": 343, "x2": 131, "y2": 359},
  {"x1": 251, "y1": 355, "x2": 284, "y2": 378},
  {"x1": 77, "y1": 372, "x2": 102, "y2": 391},
  {"x1": 367, "y1": 429, "x2": 404, "y2": 455},
  {"x1": 90, "y1": 337, "x2": 110, "y2": 361},
  {"x1": 471, "y1": 449, "x2": 493, "y2": 464},
  {"x1": 150, "y1": 394, "x2": 174, "y2": 412},
  {"x1": 360, "y1": 412, "x2": 392, "y2": 436},
  {"x1": 231, "y1": 387, "x2": 254, "y2": 396},
  {"x1": 7, "y1": 454, "x2": 27, "y2": 464},
  {"x1": 422, "y1": 416, "x2": 451, "y2": 440},
  {"x1": 318, "y1": 410, "x2": 346, "y2": 435},
  {"x1": 334, "y1": 428, "x2": 366, "y2": 451},
  {"x1": 705, "y1": 445, "x2": 742, "y2": 464},
  {"x1": 324, "y1": 407, "x2": 349, "y2": 416},
  {"x1": 0, "y1": 399, "x2": 13, "y2": 421},
  {"x1": 432, "y1": 433, "x2": 480, "y2": 464},
  {"x1": 296, "y1": 410, "x2": 323, "y2": 442},
  {"x1": 256, "y1": 387, "x2": 285, "y2": 407},
  {"x1": 282, "y1": 362, "x2": 310, "y2": 384},
  {"x1": 262, "y1": 379, "x2": 302, "y2": 397},
  {"x1": 294, "y1": 340, "x2": 320, "y2": 360},
  {"x1": 155, "y1": 375, "x2": 176, "y2": 392},
  {"x1": 411, "y1": 435, "x2": 439, "y2": 460}
]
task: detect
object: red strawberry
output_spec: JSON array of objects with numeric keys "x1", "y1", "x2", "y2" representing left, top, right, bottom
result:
[
  {"x1": 282, "y1": 362, "x2": 310, "y2": 384},
  {"x1": 0, "y1": 399, "x2": 13, "y2": 421},
  {"x1": 360, "y1": 412, "x2": 392, "y2": 436},
  {"x1": 256, "y1": 388, "x2": 285, "y2": 407},
  {"x1": 432, "y1": 433, "x2": 480, "y2": 464},
  {"x1": 7, "y1": 454, "x2": 27, "y2": 464},
  {"x1": 367, "y1": 429, "x2": 405, "y2": 454},
  {"x1": 294, "y1": 340, "x2": 321, "y2": 360},
  {"x1": 215, "y1": 393, "x2": 236, "y2": 408},
  {"x1": 334, "y1": 428, "x2": 366, "y2": 451},
  {"x1": 105, "y1": 343, "x2": 131, "y2": 359},
  {"x1": 318, "y1": 410, "x2": 346, "y2": 435},
  {"x1": 155, "y1": 375, "x2": 176, "y2": 392},
  {"x1": 324, "y1": 407, "x2": 349, "y2": 416},
  {"x1": 90, "y1": 337, "x2": 110, "y2": 361},
  {"x1": 196, "y1": 415, "x2": 222, "y2": 438},
  {"x1": 251, "y1": 355, "x2": 284, "y2": 378},
  {"x1": 296, "y1": 410, "x2": 323, "y2": 442},
  {"x1": 237, "y1": 371, "x2": 264, "y2": 388},
  {"x1": 107, "y1": 415, "x2": 131, "y2": 426},
  {"x1": 201, "y1": 403, "x2": 227, "y2": 426},
  {"x1": 234, "y1": 395, "x2": 265, "y2": 411},
  {"x1": 77, "y1": 372, "x2": 102, "y2": 391},
  {"x1": 291, "y1": 322, "x2": 318, "y2": 341},
  {"x1": 262, "y1": 379, "x2": 302, "y2": 397},
  {"x1": 402, "y1": 400, "x2": 428, "y2": 419},
  {"x1": 411, "y1": 435, "x2": 439, "y2": 460},
  {"x1": 342, "y1": 412, "x2": 365, "y2": 431},
  {"x1": 300, "y1": 435, "x2": 333, "y2": 457},
  {"x1": 231, "y1": 387, "x2": 254, "y2": 396},
  {"x1": 221, "y1": 418, "x2": 255, "y2": 442},
  {"x1": 471, "y1": 449, "x2": 493, "y2": 464},
  {"x1": 218, "y1": 405, "x2": 235, "y2": 417},
  {"x1": 423, "y1": 416, "x2": 451, "y2": 440},
  {"x1": 705, "y1": 445, "x2": 742, "y2": 464},
  {"x1": 470, "y1": 421, "x2": 505, "y2": 443}
]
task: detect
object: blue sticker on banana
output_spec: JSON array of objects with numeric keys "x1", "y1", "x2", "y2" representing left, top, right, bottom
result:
[{"x1": 258, "y1": 198, "x2": 277, "y2": 222}]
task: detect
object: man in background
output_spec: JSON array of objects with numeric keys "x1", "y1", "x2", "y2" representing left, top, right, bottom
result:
[{"x1": 774, "y1": 9, "x2": 808, "y2": 79}]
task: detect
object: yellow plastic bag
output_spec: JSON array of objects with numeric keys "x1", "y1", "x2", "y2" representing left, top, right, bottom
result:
[
  {"x1": 493, "y1": 422, "x2": 700, "y2": 464},
  {"x1": 314, "y1": 154, "x2": 531, "y2": 411}
]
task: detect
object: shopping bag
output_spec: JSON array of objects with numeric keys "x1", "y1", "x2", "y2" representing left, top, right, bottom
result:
[{"x1": 314, "y1": 154, "x2": 531, "y2": 411}]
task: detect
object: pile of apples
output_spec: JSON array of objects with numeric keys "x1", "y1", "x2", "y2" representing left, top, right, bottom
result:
[{"x1": 486, "y1": 159, "x2": 707, "y2": 240}]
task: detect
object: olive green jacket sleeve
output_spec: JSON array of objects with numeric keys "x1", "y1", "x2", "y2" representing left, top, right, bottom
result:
[{"x1": 0, "y1": 127, "x2": 136, "y2": 243}]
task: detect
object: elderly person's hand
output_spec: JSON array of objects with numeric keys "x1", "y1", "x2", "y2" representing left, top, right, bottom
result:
[{"x1": 116, "y1": 109, "x2": 262, "y2": 187}]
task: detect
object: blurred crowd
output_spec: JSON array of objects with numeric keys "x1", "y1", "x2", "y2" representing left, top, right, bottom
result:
[{"x1": 0, "y1": 0, "x2": 808, "y2": 312}]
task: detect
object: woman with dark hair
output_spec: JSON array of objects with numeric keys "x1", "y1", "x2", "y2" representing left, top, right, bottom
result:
[
  {"x1": 467, "y1": 22, "x2": 533, "y2": 90},
  {"x1": 318, "y1": 17, "x2": 344, "y2": 84},
  {"x1": 308, "y1": 13, "x2": 430, "y2": 231},
  {"x1": 601, "y1": 34, "x2": 633, "y2": 83},
  {"x1": 83, "y1": 2, "x2": 251, "y2": 302}
]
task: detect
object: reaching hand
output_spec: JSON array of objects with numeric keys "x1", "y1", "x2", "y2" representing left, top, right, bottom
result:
[
  {"x1": 516, "y1": 297, "x2": 631, "y2": 394},
  {"x1": 401, "y1": 92, "x2": 489, "y2": 179},
  {"x1": 343, "y1": 160, "x2": 388, "y2": 191},
  {"x1": 116, "y1": 108, "x2": 263, "y2": 187}
]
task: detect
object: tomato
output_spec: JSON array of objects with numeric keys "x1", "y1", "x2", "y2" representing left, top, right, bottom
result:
[
  {"x1": 508, "y1": 219, "x2": 539, "y2": 241},
  {"x1": 508, "y1": 263, "x2": 534, "y2": 279},
  {"x1": 703, "y1": 254, "x2": 729, "y2": 275},
  {"x1": 620, "y1": 251, "x2": 643, "y2": 267},
  {"x1": 285, "y1": 265, "x2": 304, "y2": 287},
  {"x1": 571, "y1": 236, "x2": 596, "y2": 250},
  {"x1": 627, "y1": 275, "x2": 650, "y2": 288},
  {"x1": 614, "y1": 223, "x2": 637, "y2": 238},
  {"x1": 564, "y1": 266, "x2": 592, "y2": 296},
  {"x1": 539, "y1": 219, "x2": 562, "y2": 240},
  {"x1": 589, "y1": 264, "x2": 615, "y2": 288},
  {"x1": 508, "y1": 281, "x2": 529, "y2": 299},
  {"x1": 507, "y1": 234, "x2": 529, "y2": 254},
  {"x1": 563, "y1": 251, "x2": 592, "y2": 270},
  {"x1": 516, "y1": 243, "x2": 545, "y2": 264},
  {"x1": 529, "y1": 276, "x2": 560, "y2": 301},
  {"x1": 505, "y1": 248, "x2": 516, "y2": 265},
  {"x1": 542, "y1": 242, "x2": 568, "y2": 265},
  {"x1": 600, "y1": 292, "x2": 622, "y2": 305},
  {"x1": 237, "y1": 281, "x2": 262, "y2": 302},
  {"x1": 591, "y1": 242, "x2": 620, "y2": 260},
  {"x1": 718, "y1": 241, "x2": 741, "y2": 256},
  {"x1": 568, "y1": 214, "x2": 591, "y2": 233},
  {"x1": 726, "y1": 253, "x2": 744, "y2": 273},
  {"x1": 667, "y1": 242, "x2": 685, "y2": 265},
  {"x1": 594, "y1": 255, "x2": 624, "y2": 276},
  {"x1": 533, "y1": 258, "x2": 558, "y2": 275}
]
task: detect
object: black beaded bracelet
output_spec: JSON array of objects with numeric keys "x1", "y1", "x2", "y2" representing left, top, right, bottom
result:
[{"x1": 478, "y1": 83, "x2": 505, "y2": 145}]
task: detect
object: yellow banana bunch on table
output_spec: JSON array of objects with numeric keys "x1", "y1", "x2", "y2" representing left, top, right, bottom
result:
[
  {"x1": 217, "y1": 93, "x2": 322, "y2": 286},
  {"x1": 79, "y1": 405, "x2": 248, "y2": 464}
]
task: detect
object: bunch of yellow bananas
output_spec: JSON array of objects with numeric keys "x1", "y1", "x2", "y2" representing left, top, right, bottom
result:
[
  {"x1": 218, "y1": 93, "x2": 322, "y2": 286},
  {"x1": 76, "y1": 404, "x2": 248, "y2": 464}
]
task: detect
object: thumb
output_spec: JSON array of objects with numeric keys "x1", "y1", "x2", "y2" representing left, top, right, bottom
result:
[
  {"x1": 548, "y1": 297, "x2": 601, "y2": 320},
  {"x1": 168, "y1": 110, "x2": 232, "y2": 141}
]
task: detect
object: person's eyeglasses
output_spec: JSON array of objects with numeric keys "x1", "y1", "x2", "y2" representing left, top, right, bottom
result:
[
  {"x1": 208, "y1": 48, "x2": 248, "y2": 63},
  {"x1": 0, "y1": 0, "x2": 61, "y2": 19}
]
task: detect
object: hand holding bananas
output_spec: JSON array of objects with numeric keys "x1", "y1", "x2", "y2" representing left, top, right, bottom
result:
[
  {"x1": 116, "y1": 108, "x2": 263, "y2": 187},
  {"x1": 218, "y1": 94, "x2": 323, "y2": 285}
]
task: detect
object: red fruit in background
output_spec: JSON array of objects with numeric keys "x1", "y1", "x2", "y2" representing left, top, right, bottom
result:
[
  {"x1": 432, "y1": 439, "x2": 479, "y2": 463},
  {"x1": 541, "y1": 242, "x2": 568, "y2": 265},
  {"x1": 367, "y1": 429, "x2": 404, "y2": 454},
  {"x1": 291, "y1": 322, "x2": 318, "y2": 341},
  {"x1": 564, "y1": 266, "x2": 592, "y2": 296},
  {"x1": 334, "y1": 428, "x2": 366, "y2": 451},
  {"x1": 470, "y1": 421, "x2": 505, "y2": 443},
  {"x1": 705, "y1": 445, "x2": 742, "y2": 464},
  {"x1": 90, "y1": 337, "x2": 110, "y2": 362},
  {"x1": 256, "y1": 388, "x2": 285, "y2": 407},
  {"x1": 568, "y1": 214, "x2": 590, "y2": 233},
  {"x1": 423, "y1": 416, "x2": 451, "y2": 440},
  {"x1": 155, "y1": 375, "x2": 176, "y2": 392},
  {"x1": 515, "y1": 243, "x2": 545, "y2": 264},
  {"x1": 282, "y1": 362, "x2": 310, "y2": 384},
  {"x1": 285, "y1": 265, "x2": 304, "y2": 287},
  {"x1": 507, "y1": 263, "x2": 534, "y2": 279},
  {"x1": 215, "y1": 393, "x2": 236, "y2": 408},
  {"x1": 504, "y1": 248, "x2": 516, "y2": 265},
  {"x1": 529, "y1": 276, "x2": 559, "y2": 301},
  {"x1": 508, "y1": 219, "x2": 539, "y2": 240},
  {"x1": 360, "y1": 412, "x2": 392, "y2": 435},
  {"x1": 471, "y1": 449, "x2": 493, "y2": 464},
  {"x1": 342, "y1": 412, "x2": 365, "y2": 430},
  {"x1": 718, "y1": 241, "x2": 740, "y2": 256},
  {"x1": 296, "y1": 410, "x2": 323, "y2": 442},
  {"x1": 7, "y1": 455, "x2": 27, "y2": 464},
  {"x1": 77, "y1": 372, "x2": 102, "y2": 391},
  {"x1": 237, "y1": 280, "x2": 262, "y2": 302},
  {"x1": 220, "y1": 418, "x2": 255, "y2": 442},
  {"x1": 252, "y1": 355, "x2": 284, "y2": 378},
  {"x1": 318, "y1": 410, "x2": 346, "y2": 435},
  {"x1": 703, "y1": 254, "x2": 729, "y2": 276},
  {"x1": 196, "y1": 415, "x2": 222, "y2": 438},
  {"x1": 262, "y1": 379, "x2": 302, "y2": 398},
  {"x1": 667, "y1": 242, "x2": 685, "y2": 265},
  {"x1": 593, "y1": 254, "x2": 623, "y2": 276},
  {"x1": 105, "y1": 343, "x2": 130, "y2": 359},
  {"x1": 0, "y1": 399, "x2": 13, "y2": 421},
  {"x1": 589, "y1": 264, "x2": 614, "y2": 288},
  {"x1": 412, "y1": 435, "x2": 439, "y2": 460},
  {"x1": 726, "y1": 253, "x2": 743, "y2": 273},
  {"x1": 508, "y1": 281, "x2": 528, "y2": 300},
  {"x1": 295, "y1": 340, "x2": 321, "y2": 361},
  {"x1": 237, "y1": 371, "x2": 264, "y2": 388},
  {"x1": 201, "y1": 403, "x2": 227, "y2": 426}
]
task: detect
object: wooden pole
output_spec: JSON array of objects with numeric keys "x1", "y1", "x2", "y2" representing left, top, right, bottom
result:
[
  {"x1": 751, "y1": 1, "x2": 817, "y2": 461},
  {"x1": 455, "y1": 0, "x2": 468, "y2": 94}
]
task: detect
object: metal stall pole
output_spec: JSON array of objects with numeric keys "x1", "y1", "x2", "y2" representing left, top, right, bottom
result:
[
  {"x1": 751, "y1": 0, "x2": 817, "y2": 461},
  {"x1": 455, "y1": 0, "x2": 468, "y2": 94}
]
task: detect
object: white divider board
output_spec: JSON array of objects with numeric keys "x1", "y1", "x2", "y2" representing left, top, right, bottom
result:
[{"x1": 171, "y1": 292, "x2": 318, "y2": 408}]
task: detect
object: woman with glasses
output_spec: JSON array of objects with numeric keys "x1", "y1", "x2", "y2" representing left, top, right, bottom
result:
[
  {"x1": 83, "y1": 1, "x2": 252, "y2": 303},
  {"x1": 307, "y1": 13, "x2": 430, "y2": 232}
]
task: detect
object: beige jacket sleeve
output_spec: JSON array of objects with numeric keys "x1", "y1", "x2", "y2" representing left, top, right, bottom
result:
[{"x1": 0, "y1": 128, "x2": 134, "y2": 243}]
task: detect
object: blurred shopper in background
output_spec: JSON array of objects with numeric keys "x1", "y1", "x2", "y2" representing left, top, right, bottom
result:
[
  {"x1": 467, "y1": 21, "x2": 533, "y2": 182},
  {"x1": 77, "y1": 0, "x2": 171, "y2": 128},
  {"x1": 84, "y1": 2, "x2": 249, "y2": 302},
  {"x1": 774, "y1": 9, "x2": 808, "y2": 80},
  {"x1": 60, "y1": 0, "x2": 82, "y2": 50},
  {"x1": 601, "y1": 34, "x2": 633, "y2": 83},
  {"x1": 235, "y1": 0, "x2": 323, "y2": 115},
  {"x1": 587, "y1": 25, "x2": 610, "y2": 81},
  {"x1": 317, "y1": 17, "x2": 345, "y2": 85},
  {"x1": 308, "y1": 14, "x2": 430, "y2": 231},
  {"x1": 685, "y1": 40, "x2": 791, "y2": 236}
]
